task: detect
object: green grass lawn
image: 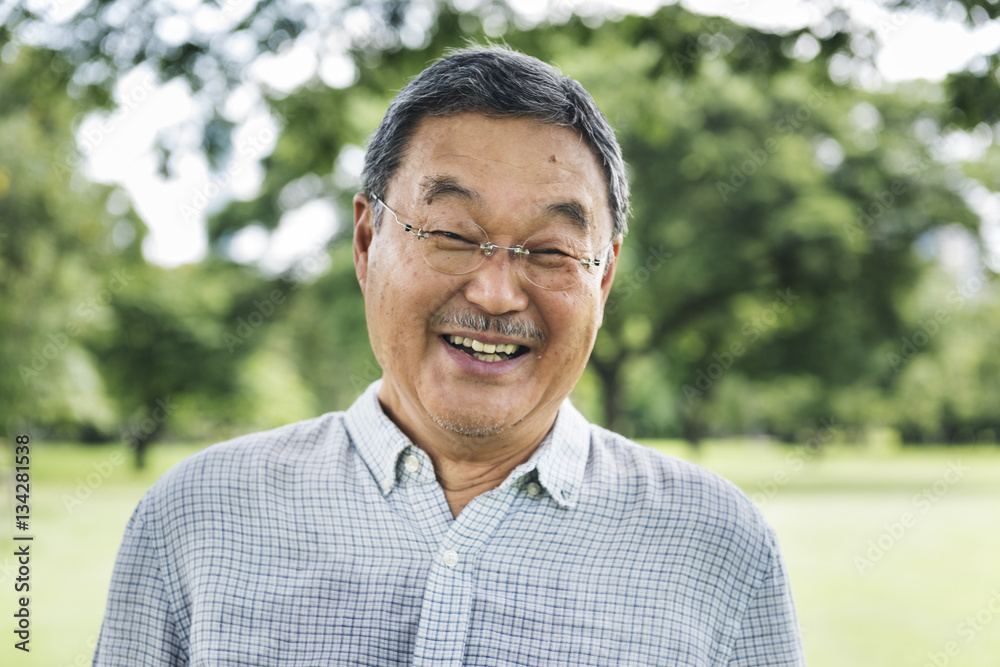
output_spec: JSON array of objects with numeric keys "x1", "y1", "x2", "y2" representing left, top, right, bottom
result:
[{"x1": 3, "y1": 439, "x2": 999, "y2": 666}]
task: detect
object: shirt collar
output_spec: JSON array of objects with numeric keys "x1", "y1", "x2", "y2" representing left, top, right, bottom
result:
[
  {"x1": 344, "y1": 379, "x2": 591, "y2": 508},
  {"x1": 344, "y1": 380, "x2": 414, "y2": 496},
  {"x1": 501, "y1": 397, "x2": 590, "y2": 508}
]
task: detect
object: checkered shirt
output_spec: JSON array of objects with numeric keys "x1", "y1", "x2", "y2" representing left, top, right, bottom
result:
[{"x1": 94, "y1": 380, "x2": 805, "y2": 666}]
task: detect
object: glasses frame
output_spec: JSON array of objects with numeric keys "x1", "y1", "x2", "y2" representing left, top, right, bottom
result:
[{"x1": 370, "y1": 194, "x2": 609, "y2": 291}]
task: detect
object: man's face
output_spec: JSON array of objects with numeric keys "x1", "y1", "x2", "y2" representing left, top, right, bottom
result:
[{"x1": 354, "y1": 113, "x2": 619, "y2": 442}]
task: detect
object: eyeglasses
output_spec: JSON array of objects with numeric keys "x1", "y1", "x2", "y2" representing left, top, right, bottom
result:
[{"x1": 370, "y1": 194, "x2": 609, "y2": 291}]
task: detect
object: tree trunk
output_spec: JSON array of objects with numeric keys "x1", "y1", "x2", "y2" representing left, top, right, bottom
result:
[
  {"x1": 129, "y1": 405, "x2": 165, "y2": 470},
  {"x1": 591, "y1": 356, "x2": 624, "y2": 434},
  {"x1": 680, "y1": 403, "x2": 704, "y2": 449}
]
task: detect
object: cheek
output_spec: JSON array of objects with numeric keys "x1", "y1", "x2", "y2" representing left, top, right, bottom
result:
[
  {"x1": 367, "y1": 240, "x2": 452, "y2": 343},
  {"x1": 369, "y1": 235, "x2": 416, "y2": 305},
  {"x1": 565, "y1": 284, "x2": 604, "y2": 323},
  {"x1": 543, "y1": 290, "x2": 602, "y2": 351},
  {"x1": 366, "y1": 243, "x2": 408, "y2": 359}
]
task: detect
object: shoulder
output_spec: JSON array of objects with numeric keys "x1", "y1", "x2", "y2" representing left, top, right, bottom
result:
[
  {"x1": 137, "y1": 412, "x2": 350, "y2": 516},
  {"x1": 584, "y1": 424, "x2": 773, "y2": 555}
]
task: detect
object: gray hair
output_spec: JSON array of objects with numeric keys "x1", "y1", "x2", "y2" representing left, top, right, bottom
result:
[{"x1": 361, "y1": 44, "x2": 630, "y2": 239}]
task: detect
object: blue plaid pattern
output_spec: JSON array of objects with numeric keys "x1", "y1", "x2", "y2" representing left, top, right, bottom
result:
[{"x1": 94, "y1": 380, "x2": 805, "y2": 665}]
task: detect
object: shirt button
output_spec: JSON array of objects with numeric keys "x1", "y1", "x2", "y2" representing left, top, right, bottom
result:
[
  {"x1": 404, "y1": 454, "x2": 421, "y2": 474},
  {"x1": 381, "y1": 478, "x2": 393, "y2": 492},
  {"x1": 526, "y1": 482, "x2": 541, "y2": 497},
  {"x1": 442, "y1": 549, "x2": 459, "y2": 568}
]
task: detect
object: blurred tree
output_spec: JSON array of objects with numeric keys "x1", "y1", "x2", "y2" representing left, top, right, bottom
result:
[
  {"x1": 82, "y1": 260, "x2": 280, "y2": 466},
  {"x1": 0, "y1": 38, "x2": 125, "y2": 441},
  {"x1": 879, "y1": 260, "x2": 1000, "y2": 443},
  {"x1": 208, "y1": 6, "x2": 995, "y2": 443},
  {"x1": 3, "y1": 1, "x2": 998, "y2": 447},
  {"x1": 0, "y1": 0, "x2": 501, "y2": 171},
  {"x1": 539, "y1": 11, "x2": 986, "y2": 441},
  {"x1": 0, "y1": 41, "x2": 273, "y2": 464},
  {"x1": 888, "y1": 0, "x2": 1000, "y2": 129}
]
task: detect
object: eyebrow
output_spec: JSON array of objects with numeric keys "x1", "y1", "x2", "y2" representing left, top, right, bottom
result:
[
  {"x1": 419, "y1": 174, "x2": 590, "y2": 230},
  {"x1": 545, "y1": 201, "x2": 590, "y2": 230},
  {"x1": 419, "y1": 175, "x2": 482, "y2": 207}
]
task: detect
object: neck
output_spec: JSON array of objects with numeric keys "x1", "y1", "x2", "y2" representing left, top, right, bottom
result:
[
  {"x1": 377, "y1": 384, "x2": 558, "y2": 518},
  {"x1": 427, "y1": 439, "x2": 540, "y2": 518}
]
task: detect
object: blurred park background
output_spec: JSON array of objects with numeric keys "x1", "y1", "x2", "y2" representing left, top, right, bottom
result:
[{"x1": 1, "y1": 0, "x2": 1000, "y2": 664}]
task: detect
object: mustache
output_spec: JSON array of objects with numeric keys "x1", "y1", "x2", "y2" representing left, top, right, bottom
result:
[{"x1": 431, "y1": 310, "x2": 547, "y2": 346}]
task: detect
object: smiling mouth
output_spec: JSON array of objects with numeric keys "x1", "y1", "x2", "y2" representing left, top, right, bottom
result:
[{"x1": 444, "y1": 335, "x2": 529, "y2": 363}]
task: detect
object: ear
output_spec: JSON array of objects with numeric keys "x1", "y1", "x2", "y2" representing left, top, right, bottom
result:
[
  {"x1": 597, "y1": 238, "x2": 622, "y2": 327},
  {"x1": 353, "y1": 193, "x2": 375, "y2": 294}
]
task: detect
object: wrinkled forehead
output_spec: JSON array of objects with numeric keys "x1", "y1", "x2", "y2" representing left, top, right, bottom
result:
[{"x1": 388, "y1": 113, "x2": 614, "y2": 240}]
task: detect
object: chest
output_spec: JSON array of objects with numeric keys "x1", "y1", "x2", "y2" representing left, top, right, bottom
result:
[{"x1": 178, "y1": 491, "x2": 737, "y2": 666}]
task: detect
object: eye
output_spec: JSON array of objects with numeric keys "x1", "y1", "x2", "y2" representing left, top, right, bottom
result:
[
  {"x1": 525, "y1": 235, "x2": 585, "y2": 257},
  {"x1": 435, "y1": 230, "x2": 474, "y2": 243},
  {"x1": 532, "y1": 246, "x2": 572, "y2": 256},
  {"x1": 422, "y1": 219, "x2": 485, "y2": 249}
]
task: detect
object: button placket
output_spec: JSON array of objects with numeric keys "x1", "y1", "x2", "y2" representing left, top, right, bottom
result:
[{"x1": 412, "y1": 485, "x2": 519, "y2": 666}]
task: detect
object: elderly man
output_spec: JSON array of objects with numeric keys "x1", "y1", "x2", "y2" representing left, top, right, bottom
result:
[{"x1": 95, "y1": 46, "x2": 805, "y2": 666}]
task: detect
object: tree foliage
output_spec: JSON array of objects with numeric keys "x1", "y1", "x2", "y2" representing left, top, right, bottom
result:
[
  {"x1": 2, "y1": 1, "x2": 998, "y2": 450},
  {"x1": 0, "y1": 41, "x2": 125, "y2": 438}
]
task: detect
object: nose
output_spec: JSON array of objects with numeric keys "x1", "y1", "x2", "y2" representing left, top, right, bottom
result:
[{"x1": 461, "y1": 250, "x2": 530, "y2": 315}]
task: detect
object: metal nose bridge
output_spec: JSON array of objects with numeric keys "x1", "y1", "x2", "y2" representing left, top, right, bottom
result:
[
  {"x1": 470, "y1": 240, "x2": 532, "y2": 289},
  {"x1": 480, "y1": 240, "x2": 528, "y2": 258}
]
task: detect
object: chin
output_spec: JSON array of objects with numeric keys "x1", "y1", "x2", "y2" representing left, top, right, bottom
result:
[
  {"x1": 424, "y1": 391, "x2": 522, "y2": 438},
  {"x1": 426, "y1": 397, "x2": 516, "y2": 436},
  {"x1": 430, "y1": 412, "x2": 508, "y2": 438}
]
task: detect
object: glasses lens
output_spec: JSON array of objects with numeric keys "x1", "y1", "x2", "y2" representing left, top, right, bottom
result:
[
  {"x1": 418, "y1": 218, "x2": 489, "y2": 275},
  {"x1": 520, "y1": 233, "x2": 597, "y2": 291}
]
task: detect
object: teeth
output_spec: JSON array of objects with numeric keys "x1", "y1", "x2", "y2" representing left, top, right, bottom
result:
[{"x1": 447, "y1": 335, "x2": 522, "y2": 361}]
